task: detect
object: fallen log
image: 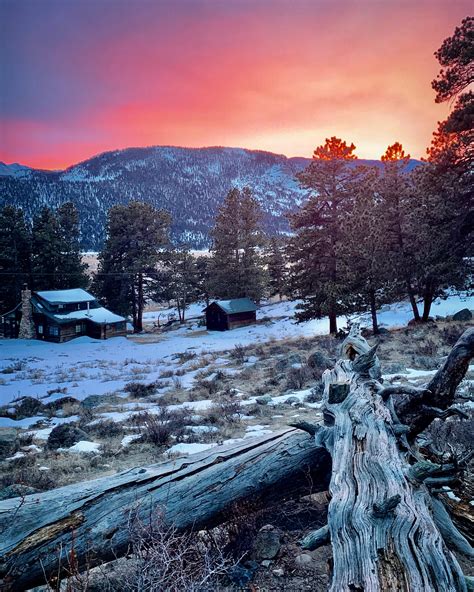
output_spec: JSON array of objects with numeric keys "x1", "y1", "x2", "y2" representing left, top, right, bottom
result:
[
  {"x1": 298, "y1": 324, "x2": 473, "y2": 591},
  {"x1": 0, "y1": 429, "x2": 330, "y2": 590}
]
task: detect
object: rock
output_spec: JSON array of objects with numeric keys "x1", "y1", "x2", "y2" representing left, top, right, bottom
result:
[
  {"x1": 272, "y1": 568, "x2": 285, "y2": 577},
  {"x1": 0, "y1": 428, "x2": 18, "y2": 459},
  {"x1": 256, "y1": 395, "x2": 272, "y2": 406},
  {"x1": 384, "y1": 362, "x2": 407, "y2": 374},
  {"x1": 275, "y1": 353, "x2": 302, "y2": 372},
  {"x1": 295, "y1": 553, "x2": 314, "y2": 567},
  {"x1": 453, "y1": 308, "x2": 472, "y2": 322},
  {"x1": 284, "y1": 396, "x2": 301, "y2": 406},
  {"x1": 377, "y1": 327, "x2": 391, "y2": 335},
  {"x1": 47, "y1": 424, "x2": 90, "y2": 449},
  {"x1": 81, "y1": 394, "x2": 120, "y2": 409},
  {"x1": 261, "y1": 559, "x2": 273, "y2": 568},
  {"x1": 307, "y1": 351, "x2": 332, "y2": 373},
  {"x1": 228, "y1": 561, "x2": 259, "y2": 587},
  {"x1": 0, "y1": 484, "x2": 40, "y2": 500},
  {"x1": 253, "y1": 525, "x2": 281, "y2": 560}
]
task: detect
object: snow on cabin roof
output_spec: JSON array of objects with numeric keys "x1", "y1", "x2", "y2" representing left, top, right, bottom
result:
[
  {"x1": 35, "y1": 289, "x2": 97, "y2": 304},
  {"x1": 51, "y1": 307, "x2": 126, "y2": 324},
  {"x1": 206, "y1": 298, "x2": 257, "y2": 314}
]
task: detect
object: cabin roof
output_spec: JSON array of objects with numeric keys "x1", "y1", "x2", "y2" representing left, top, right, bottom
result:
[
  {"x1": 35, "y1": 288, "x2": 96, "y2": 304},
  {"x1": 205, "y1": 298, "x2": 257, "y2": 315}
]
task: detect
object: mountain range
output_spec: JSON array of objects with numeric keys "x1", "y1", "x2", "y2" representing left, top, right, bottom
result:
[{"x1": 0, "y1": 146, "x2": 421, "y2": 249}]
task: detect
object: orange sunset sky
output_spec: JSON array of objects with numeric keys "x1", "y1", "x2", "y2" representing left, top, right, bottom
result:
[{"x1": 0, "y1": 0, "x2": 471, "y2": 169}]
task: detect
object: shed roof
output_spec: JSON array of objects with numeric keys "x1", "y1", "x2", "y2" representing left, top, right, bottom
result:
[
  {"x1": 35, "y1": 289, "x2": 96, "y2": 304},
  {"x1": 206, "y1": 298, "x2": 257, "y2": 314}
]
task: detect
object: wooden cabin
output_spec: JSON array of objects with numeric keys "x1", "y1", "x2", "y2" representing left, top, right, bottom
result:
[
  {"x1": 0, "y1": 288, "x2": 127, "y2": 342},
  {"x1": 204, "y1": 298, "x2": 257, "y2": 331}
]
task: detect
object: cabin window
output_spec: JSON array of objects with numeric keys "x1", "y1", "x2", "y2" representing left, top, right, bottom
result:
[
  {"x1": 75, "y1": 324, "x2": 82, "y2": 334},
  {"x1": 58, "y1": 304, "x2": 64, "y2": 310},
  {"x1": 49, "y1": 326, "x2": 59, "y2": 336},
  {"x1": 38, "y1": 325, "x2": 43, "y2": 335}
]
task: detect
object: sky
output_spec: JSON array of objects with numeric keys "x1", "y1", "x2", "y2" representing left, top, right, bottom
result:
[{"x1": 0, "y1": 0, "x2": 470, "y2": 169}]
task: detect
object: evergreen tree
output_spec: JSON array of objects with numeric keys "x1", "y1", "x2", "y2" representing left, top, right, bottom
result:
[
  {"x1": 290, "y1": 137, "x2": 358, "y2": 334},
  {"x1": 338, "y1": 166, "x2": 395, "y2": 334},
  {"x1": 95, "y1": 201, "x2": 170, "y2": 332},
  {"x1": 157, "y1": 245, "x2": 200, "y2": 324},
  {"x1": 377, "y1": 143, "x2": 421, "y2": 322},
  {"x1": 404, "y1": 164, "x2": 468, "y2": 321},
  {"x1": 57, "y1": 202, "x2": 88, "y2": 289},
  {"x1": 265, "y1": 236, "x2": 288, "y2": 300},
  {"x1": 209, "y1": 187, "x2": 266, "y2": 301},
  {"x1": 31, "y1": 207, "x2": 64, "y2": 290},
  {"x1": 0, "y1": 205, "x2": 31, "y2": 312}
]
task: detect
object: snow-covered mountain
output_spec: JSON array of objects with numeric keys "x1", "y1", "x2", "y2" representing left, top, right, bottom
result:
[
  {"x1": 0, "y1": 161, "x2": 33, "y2": 178},
  {"x1": 0, "y1": 146, "x2": 421, "y2": 249}
]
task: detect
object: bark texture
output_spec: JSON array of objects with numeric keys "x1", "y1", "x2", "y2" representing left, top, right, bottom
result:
[
  {"x1": 304, "y1": 324, "x2": 473, "y2": 592},
  {"x1": 0, "y1": 430, "x2": 330, "y2": 590}
]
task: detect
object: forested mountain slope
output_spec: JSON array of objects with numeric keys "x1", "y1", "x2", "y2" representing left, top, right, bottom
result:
[{"x1": 0, "y1": 146, "x2": 421, "y2": 249}]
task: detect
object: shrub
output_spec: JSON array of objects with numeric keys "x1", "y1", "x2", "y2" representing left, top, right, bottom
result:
[
  {"x1": 47, "y1": 424, "x2": 90, "y2": 449},
  {"x1": 211, "y1": 394, "x2": 242, "y2": 424},
  {"x1": 87, "y1": 420, "x2": 125, "y2": 439},
  {"x1": 124, "y1": 381, "x2": 159, "y2": 398},
  {"x1": 231, "y1": 344, "x2": 247, "y2": 365},
  {"x1": 134, "y1": 408, "x2": 191, "y2": 447},
  {"x1": 285, "y1": 366, "x2": 312, "y2": 390}
]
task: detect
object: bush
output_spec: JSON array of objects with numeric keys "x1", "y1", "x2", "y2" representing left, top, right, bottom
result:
[
  {"x1": 285, "y1": 366, "x2": 312, "y2": 390},
  {"x1": 5, "y1": 396, "x2": 45, "y2": 420},
  {"x1": 134, "y1": 408, "x2": 191, "y2": 447},
  {"x1": 124, "y1": 381, "x2": 159, "y2": 398},
  {"x1": 231, "y1": 344, "x2": 247, "y2": 365},
  {"x1": 211, "y1": 394, "x2": 242, "y2": 424},
  {"x1": 47, "y1": 424, "x2": 90, "y2": 449},
  {"x1": 87, "y1": 420, "x2": 125, "y2": 439}
]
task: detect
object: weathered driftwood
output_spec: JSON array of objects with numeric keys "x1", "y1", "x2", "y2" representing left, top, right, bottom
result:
[
  {"x1": 0, "y1": 429, "x2": 330, "y2": 590},
  {"x1": 298, "y1": 324, "x2": 473, "y2": 591}
]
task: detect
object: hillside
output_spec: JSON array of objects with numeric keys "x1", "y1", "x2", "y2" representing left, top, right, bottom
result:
[{"x1": 0, "y1": 146, "x2": 421, "y2": 249}]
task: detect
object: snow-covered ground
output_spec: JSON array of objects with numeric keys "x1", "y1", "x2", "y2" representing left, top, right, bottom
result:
[{"x1": 0, "y1": 294, "x2": 472, "y2": 413}]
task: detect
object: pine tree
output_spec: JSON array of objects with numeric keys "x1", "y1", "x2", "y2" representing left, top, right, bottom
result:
[
  {"x1": 57, "y1": 202, "x2": 88, "y2": 289},
  {"x1": 265, "y1": 236, "x2": 288, "y2": 300},
  {"x1": 377, "y1": 143, "x2": 421, "y2": 322},
  {"x1": 31, "y1": 207, "x2": 64, "y2": 290},
  {"x1": 95, "y1": 201, "x2": 170, "y2": 332},
  {"x1": 339, "y1": 166, "x2": 397, "y2": 334},
  {"x1": 209, "y1": 187, "x2": 266, "y2": 301},
  {"x1": 157, "y1": 245, "x2": 199, "y2": 323},
  {"x1": 404, "y1": 164, "x2": 468, "y2": 321},
  {"x1": 0, "y1": 206, "x2": 31, "y2": 312},
  {"x1": 290, "y1": 137, "x2": 358, "y2": 334}
]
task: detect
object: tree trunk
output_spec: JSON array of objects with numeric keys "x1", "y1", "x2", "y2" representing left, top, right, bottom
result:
[
  {"x1": 422, "y1": 288, "x2": 434, "y2": 322},
  {"x1": 369, "y1": 288, "x2": 379, "y2": 334},
  {"x1": 0, "y1": 431, "x2": 330, "y2": 590},
  {"x1": 406, "y1": 281, "x2": 421, "y2": 322},
  {"x1": 135, "y1": 272, "x2": 144, "y2": 332},
  {"x1": 329, "y1": 306, "x2": 338, "y2": 334},
  {"x1": 315, "y1": 329, "x2": 468, "y2": 591}
]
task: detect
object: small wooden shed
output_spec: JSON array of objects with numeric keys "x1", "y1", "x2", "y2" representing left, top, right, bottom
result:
[{"x1": 204, "y1": 298, "x2": 257, "y2": 331}]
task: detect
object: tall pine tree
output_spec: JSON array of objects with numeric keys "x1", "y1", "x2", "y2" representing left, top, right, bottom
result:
[
  {"x1": 31, "y1": 207, "x2": 64, "y2": 291},
  {"x1": 0, "y1": 206, "x2": 31, "y2": 312},
  {"x1": 209, "y1": 187, "x2": 266, "y2": 301},
  {"x1": 290, "y1": 137, "x2": 358, "y2": 334},
  {"x1": 95, "y1": 201, "x2": 170, "y2": 332}
]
